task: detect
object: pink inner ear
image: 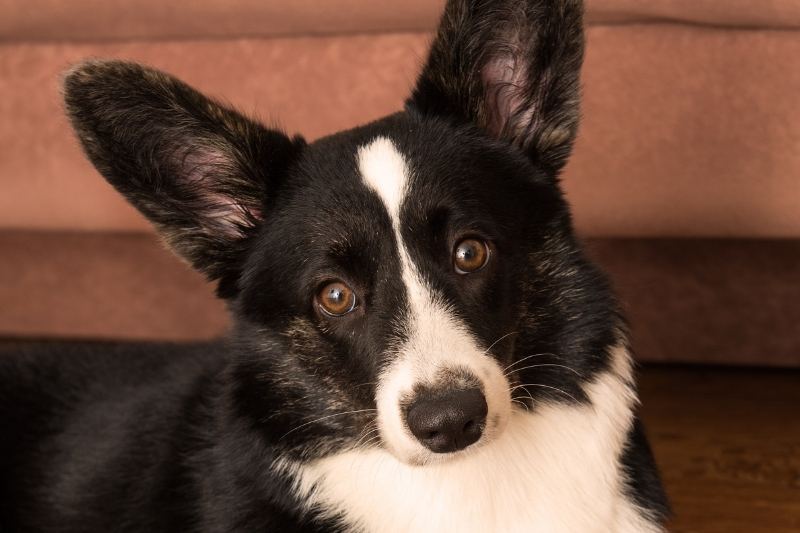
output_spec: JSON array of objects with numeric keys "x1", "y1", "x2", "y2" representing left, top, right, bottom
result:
[
  {"x1": 198, "y1": 191, "x2": 254, "y2": 239},
  {"x1": 176, "y1": 145, "x2": 261, "y2": 239},
  {"x1": 481, "y1": 53, "x2": 536, "y2": 143}
]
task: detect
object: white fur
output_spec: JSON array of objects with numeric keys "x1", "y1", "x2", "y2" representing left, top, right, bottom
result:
[
  {"x1": 357, "y1": 137, "x2": 511, "y2": 464},
  {"x1": 280, "y1": 345, "x2": 662, "y2": 532}
]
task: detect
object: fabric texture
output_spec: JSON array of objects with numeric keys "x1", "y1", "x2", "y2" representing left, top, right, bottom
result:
[
  {"x1": 2, "y1": 27, "x2": 799, "y2": 237},
  {"x1": 3, "y1": 231, "x2": 798, "y2": 366},
  {"x1": 3, "y1": 0, "x2": 799, "y2": 43},
  {"x1": 1, "y1": 1, "x2": 797, "y2": 365}
]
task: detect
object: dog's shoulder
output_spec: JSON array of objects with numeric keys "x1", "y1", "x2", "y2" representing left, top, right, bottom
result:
[
  {"x1": 0, "y1": 341, "x2": 227, "y2": 531},
  {"x1": 1, "y1": 340, "x2": 224, "y2": 403}
]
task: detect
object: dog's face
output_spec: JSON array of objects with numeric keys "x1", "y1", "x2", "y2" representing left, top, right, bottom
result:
[
  {"x1": 233, "y1": 120, "x2": 570, "y2": 464},
  {"x1": 64, "y1": 0, "x2": 614, "y2": 465}
]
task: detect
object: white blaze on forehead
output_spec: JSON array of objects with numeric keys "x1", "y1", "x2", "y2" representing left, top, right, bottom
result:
[
  {"x1": 357, "y1": 136, "x2": 511, "y2": 464},
  {"x1": 357, "y1": 135, "x2": 458, "y2": 331},
  {"x1": 357, "y1": 137, "x2": 442, "y2": 318},
  {"x1": 358, "y1": 136, "x2": 407, "y2": 221}
]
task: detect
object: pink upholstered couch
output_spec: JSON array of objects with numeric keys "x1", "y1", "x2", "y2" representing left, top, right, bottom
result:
[{"x1": 1, "y1": 0, "x2": 798, "y2": 365}]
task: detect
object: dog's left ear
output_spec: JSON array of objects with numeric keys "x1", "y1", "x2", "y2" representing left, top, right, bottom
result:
[
  {"x1": 63, "y1": 60, "x2": 305, "y2": 296},
  {"x1": 409, "y1": 0, "x2": 584, "y2": 174}
]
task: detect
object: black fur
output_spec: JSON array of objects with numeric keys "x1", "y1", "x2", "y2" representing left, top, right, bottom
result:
[
  {"x1": 0, "y1": 341, "x2": 335, "y2": 531},
  {"x1": 2, "y1": 0, "x2": 667, "y2": 531},
  {"x1": 621, "y1": 417, "x2": 672, "y2": 523}
]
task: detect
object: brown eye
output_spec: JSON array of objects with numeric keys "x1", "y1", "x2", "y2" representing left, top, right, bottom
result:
[
  {"x1": 454, "y1": 238, "x2": 490, "y2": 274},
  {"x1": 317, "y1": 281, "x2": 357, "y2": 317}
]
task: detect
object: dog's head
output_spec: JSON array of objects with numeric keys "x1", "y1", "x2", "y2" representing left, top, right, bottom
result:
[{"x1": 64, "y1": 0, "x2": 616, "y2": 465}]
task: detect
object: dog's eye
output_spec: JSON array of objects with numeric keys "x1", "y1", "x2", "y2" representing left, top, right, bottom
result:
[
  {"x1": 454, "y1": 238, "x2": 490, "y2": 274},
  {"x1": 317, "y1": 281, "x2": 358, "y2": 317}
]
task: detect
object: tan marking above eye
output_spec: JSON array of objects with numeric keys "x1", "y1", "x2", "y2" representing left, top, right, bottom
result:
[
  {"x1": 454, "y1": 238, "x2": 490, "y2": 274},
  {"x1": 317, "y1": 281, "x2": 357, "y2": 316}
]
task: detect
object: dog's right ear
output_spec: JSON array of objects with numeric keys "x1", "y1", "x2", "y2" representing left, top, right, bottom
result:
[
  {"x1": 409, "y1": 0, "x2": 584, "y2": 175},
  {"x1": 63, "y1": 60, "x2": 304, "y2": 294}
]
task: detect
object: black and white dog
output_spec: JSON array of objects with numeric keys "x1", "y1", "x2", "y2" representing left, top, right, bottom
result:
[{"x1": 0, "y1": 0, "x2": 669, "y2": 531}]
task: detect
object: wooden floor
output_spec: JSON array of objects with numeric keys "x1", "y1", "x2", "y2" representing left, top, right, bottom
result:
[{"x1": 639, "y1": 365, "x2": 800, "y2": 533}]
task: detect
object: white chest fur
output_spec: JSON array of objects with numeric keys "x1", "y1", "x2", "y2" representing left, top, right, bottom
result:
[{"x1": 285, "y1": 349, "x2": 662, "y2": 533}]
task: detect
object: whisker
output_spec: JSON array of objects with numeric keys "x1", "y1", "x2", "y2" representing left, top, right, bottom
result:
[
  {"x1": 482, "y1": 331, "x2": 518, "y2": 356},
  {"x1": 359, "y1": 435, "x2": 382, "y2": 449},
  {"x1": 353, "y1": 425, "x2": 380, "y2": 449},
  {"x1": 502, "y1": 352, "x2": 559, "y2": 372},
  {"x1": 511, "y1": 398, "x2": 530, "y2": 412},
  {"x1": 279, "y1": 408, "x2": 377, "y2": 441},
  {"x1": 505, "y1": 363, "x2": 583, "y2": 378},
  {"x1": 517, "y1": 386, "x2": 536, "y2": 405},
  {"x1": 510, "y1": 383, "x2": 579, "y2": 403}
]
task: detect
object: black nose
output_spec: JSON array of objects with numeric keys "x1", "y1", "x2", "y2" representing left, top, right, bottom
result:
[{"x1": 405, "y1": 387, "x2": 488, "y2": 453}]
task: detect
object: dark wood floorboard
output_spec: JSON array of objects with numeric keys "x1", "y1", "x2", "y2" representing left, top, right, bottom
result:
[{"x1": 639, "y1": 365, "x2": 800, "y2": 533}]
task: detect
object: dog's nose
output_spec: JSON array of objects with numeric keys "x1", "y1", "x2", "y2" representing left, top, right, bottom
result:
[{"x1": 405, "y1": 387, "x2": 488, "y2": 453}]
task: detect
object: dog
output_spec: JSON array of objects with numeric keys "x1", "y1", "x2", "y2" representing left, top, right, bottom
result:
[{"x1": 0, "y1": 0, "x2": 669, "y2": 531}]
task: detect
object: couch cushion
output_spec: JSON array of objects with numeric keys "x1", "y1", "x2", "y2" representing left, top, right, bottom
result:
[
  {"x1": 2, "y1": 0, "x2": 799, "y2": 43},
  {"x1": 0, "y1": 33, "x2": 431, "y2": 233},
  {"x1": 564, "y1": 24, "x2": 800, "y2": 237},
  {"x1": 3, "y1": 231, "x2": 798, "y2": 366},
  {"x1": 0, "y1": 231, "x2": 227, "y2": 341},
  {"x1": 2, "y1": 27, "x2": 799, "y2": 238}
]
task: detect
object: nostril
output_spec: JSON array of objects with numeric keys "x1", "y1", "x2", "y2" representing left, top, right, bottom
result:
[{"x1": 405, "y1": 387, "x2": 487, "y2": 454}]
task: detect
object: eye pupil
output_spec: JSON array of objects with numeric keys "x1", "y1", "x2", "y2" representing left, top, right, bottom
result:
[
  {"x1": 327, "y1": 287, "x2": 344, "y2": 302},
  {"x1": 457, "y1": 247, "x2": 475, "y2": 260},
  {"x1": 454, "y1": 238, "x2": 489, "y2": 274},
  {"x1": 317, "y1": 281, "x2": 357, "y2": 316}
]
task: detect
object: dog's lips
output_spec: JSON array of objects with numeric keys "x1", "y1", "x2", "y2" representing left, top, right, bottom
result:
[{"x1": 401, "y1": 436, "x2": 490, "y2": 467}]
